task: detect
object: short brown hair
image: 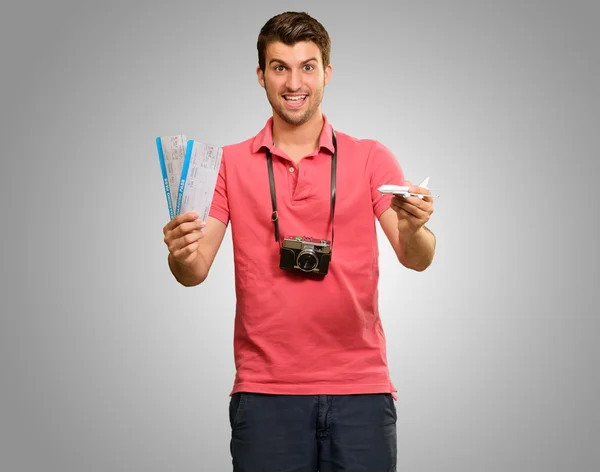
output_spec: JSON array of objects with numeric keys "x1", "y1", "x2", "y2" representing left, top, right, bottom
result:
[{"x1": 257, "y1": 12, "x2": 331, "y2": 72}]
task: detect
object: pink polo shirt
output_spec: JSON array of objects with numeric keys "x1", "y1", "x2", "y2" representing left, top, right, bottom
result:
[{"x1": 209, "y1": 115, "x2": 405, "y2": 397}]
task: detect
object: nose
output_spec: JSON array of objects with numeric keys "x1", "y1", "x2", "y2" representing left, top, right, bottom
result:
[{"x1": 286, "y1": 68, "x2": 302, "y2": 91}]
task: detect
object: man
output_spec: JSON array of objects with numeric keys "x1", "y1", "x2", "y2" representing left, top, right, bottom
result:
[{"x1": 163, "y1": 11, "x2": 435, "y2": 472}]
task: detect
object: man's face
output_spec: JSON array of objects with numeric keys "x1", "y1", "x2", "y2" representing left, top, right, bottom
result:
[{"x1": 257, "y1": 41, "x2": 332, "y2": 126}]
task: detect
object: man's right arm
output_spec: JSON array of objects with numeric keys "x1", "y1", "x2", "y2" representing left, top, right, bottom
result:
[{"x1": 163, "y1": 213, "x2": 228, "y2": 287}]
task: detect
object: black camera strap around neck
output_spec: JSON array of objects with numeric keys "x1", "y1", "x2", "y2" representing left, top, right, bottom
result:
[{"x1": 266, "y1": 130, "x2": 337, "y2": 246}]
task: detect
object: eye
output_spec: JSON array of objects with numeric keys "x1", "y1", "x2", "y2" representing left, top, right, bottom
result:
[
  {"x1": 274, "y1": 65, "x2": 286, "y2": 72},
  {"x1": 303, "y1": 64, "x2": 314, "y2": 71}
]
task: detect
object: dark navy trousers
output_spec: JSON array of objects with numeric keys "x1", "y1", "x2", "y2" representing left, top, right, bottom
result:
[{"x1": 229, "y1": 393, "x2": 397, "y2": 471}]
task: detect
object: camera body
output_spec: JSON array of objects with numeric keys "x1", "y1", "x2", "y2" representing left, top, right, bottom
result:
[{"x1": 280, "y1": 236, "x2": 332, "y2": 275}]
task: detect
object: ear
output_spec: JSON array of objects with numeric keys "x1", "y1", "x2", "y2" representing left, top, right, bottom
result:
[
  {"x1": 324, "y1": 64, "x2": 332, "y2": 86},
  {"x1": 256, "y1": 65, "x2": 265, "y2": 88}
]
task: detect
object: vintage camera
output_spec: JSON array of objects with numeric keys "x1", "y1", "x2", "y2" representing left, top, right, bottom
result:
[{"x1": 280, "y1": 236, "x2": 332, "y2": 275}]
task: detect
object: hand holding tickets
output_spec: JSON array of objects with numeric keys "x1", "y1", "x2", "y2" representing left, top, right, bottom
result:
[
  {"x1": 158, "y1": 135, "x2": 222, "y2": 273},
  {"x1": 156, "y1": 135, "x2": 223, "y2": 222}
]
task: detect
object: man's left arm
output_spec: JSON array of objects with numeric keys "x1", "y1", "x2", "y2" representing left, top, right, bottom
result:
[{"x1": 378, "y1": 189, "x2": 436, "y2": 271}]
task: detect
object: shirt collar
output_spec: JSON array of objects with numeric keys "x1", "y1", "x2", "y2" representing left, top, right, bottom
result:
[{"x1": 251, "y1": 114, "x2": 335, "y2": 155}]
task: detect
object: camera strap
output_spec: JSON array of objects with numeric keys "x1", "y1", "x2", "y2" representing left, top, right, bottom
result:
[{"x1": 266, "y1": 130, "x2": 337, "y2": 246}]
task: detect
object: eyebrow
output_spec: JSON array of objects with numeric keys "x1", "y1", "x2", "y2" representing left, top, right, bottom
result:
[{"x1": 269, "y1": 57, "x2": 318, "y2": 66}]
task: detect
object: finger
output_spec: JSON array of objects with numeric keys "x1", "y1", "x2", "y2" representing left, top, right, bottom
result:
[
  {"x1": 164, "y1": 220, "x2": 205, "y2": 245},
  {"x1": 394, "y1": 195, "x2": 433, "y2": 212},
  {"x1": 163, "y1": 212, "x2": 200, "y2": 234},
  {"x1": 391, "y1": 206, "x2": 415, "y2": 221},
  {"x1": 172, "y1": 220, "x2": 206, "y2": 239},
  {"x1": 392, "y1": 199, "x2": 429, "y2": 220},
  {"x1": 173, "y1": 240, "x2": 199, "y2": 261},
  {"x1": 169, "y1": 229, "x2": 204, "y2": 253}
]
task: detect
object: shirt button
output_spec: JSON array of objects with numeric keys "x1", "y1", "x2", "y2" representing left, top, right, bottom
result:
[{"x1": 289, "y1": 167, "x2": 295, "y2": 173}]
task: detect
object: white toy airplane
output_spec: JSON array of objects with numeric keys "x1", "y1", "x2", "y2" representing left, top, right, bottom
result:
[{"x1": 378, "y1": 177, "x2": 433, "y2": 199}]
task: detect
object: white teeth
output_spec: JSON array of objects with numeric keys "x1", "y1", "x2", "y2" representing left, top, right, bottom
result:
[{"x1": 285, "y1": 95, "x2": 306, "y2": 101}]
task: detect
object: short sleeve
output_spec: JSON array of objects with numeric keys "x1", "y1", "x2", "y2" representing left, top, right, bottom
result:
[
  {"x1": 367, "y1": 141, "x2": 405, "y2": 219},
  {"x1": 208, "y1": 147, "x2": 229, "y2": 225}
]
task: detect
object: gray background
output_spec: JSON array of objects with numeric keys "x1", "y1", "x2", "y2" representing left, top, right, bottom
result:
[{"x1": 1, "y1": 0, "x2": 599, "y2": 471}]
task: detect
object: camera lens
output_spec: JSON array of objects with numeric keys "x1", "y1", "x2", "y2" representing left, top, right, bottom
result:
[{"x1": 297, "y1": 249, "x2": 318, "y2": 272}]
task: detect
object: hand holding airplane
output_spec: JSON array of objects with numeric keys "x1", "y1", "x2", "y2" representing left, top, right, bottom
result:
[{"x1": 387, "y1": 177, "x2": 435, "y2": 239}]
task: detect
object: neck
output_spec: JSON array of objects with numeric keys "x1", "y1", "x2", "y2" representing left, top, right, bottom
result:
[{"x1": 272, "y1": 111, "x2": 324, "y2": 149}]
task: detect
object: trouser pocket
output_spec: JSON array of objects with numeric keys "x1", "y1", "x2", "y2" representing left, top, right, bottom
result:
[{"x1": 229, "y1": 393, "x2": 248, "y2": 430}]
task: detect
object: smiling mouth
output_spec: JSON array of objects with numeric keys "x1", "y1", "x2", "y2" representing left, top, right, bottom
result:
[{"x1": 282, "y1": 94, "x2": 307, "y2": 108}]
